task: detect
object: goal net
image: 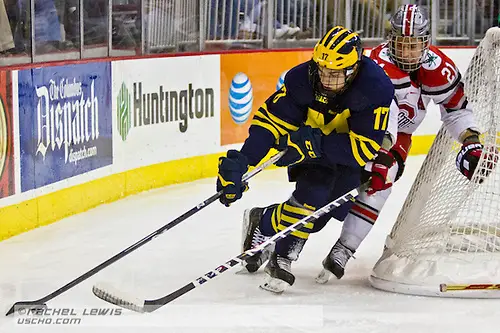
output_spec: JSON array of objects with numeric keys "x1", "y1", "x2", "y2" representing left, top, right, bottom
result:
[{"x1": 369, "y1": 27, "x2": 500, "y2": 298}]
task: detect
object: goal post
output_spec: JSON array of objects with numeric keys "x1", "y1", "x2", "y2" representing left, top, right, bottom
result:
[{"x1": 369, "y1": 27, "x2": 500, "y2": 298}]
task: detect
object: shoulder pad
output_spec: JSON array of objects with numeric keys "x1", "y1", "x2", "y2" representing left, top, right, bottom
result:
[
  {"x1": 418, "y1": 45, "x2": 462, "y2": 94},
  {"x1": 283, "y1": 62, "x2": 314, "y2": 103},
  {"x1": 349, "y1": 57, "x2": 394, "y2": 109}
]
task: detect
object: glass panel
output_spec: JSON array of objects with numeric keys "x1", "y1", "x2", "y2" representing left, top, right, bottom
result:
[
  {"x1": 33, "y1": 0, "x2": 79, "y2": 62},
  {"x1": 205, "y1": 0, "x2": 264, "y2": 51},
  {"x1": 144, "y1": 0, "x2": 200, "y2": 54},
  {"x1": 111, "y1": 0, "x2": 140, "y2": 56},
  {"x1": 82, "y1": 0, "x2": 109, "y2": 58},
  {"x1": 0, "y1": 0, "x2": 32, "y2": 65},
  {"x1": 55, "y1": 0, "x2": 80, "y2": 50},
  {"x1": 474, "y1": 0, "x2": 500, "y2": 41}
]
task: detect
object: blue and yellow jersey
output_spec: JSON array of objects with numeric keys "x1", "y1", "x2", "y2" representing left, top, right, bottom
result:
[{"x1": 240, "y1": 55, "x2": 395, "y2": 168}]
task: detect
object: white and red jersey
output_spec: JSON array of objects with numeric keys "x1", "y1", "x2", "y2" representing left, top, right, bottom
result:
[{"x1": 370, "y1": 43, "x2": 479, "y2": 160}]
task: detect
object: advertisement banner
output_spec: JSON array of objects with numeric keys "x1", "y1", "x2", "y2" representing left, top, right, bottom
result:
[
  {"x1": 0, "y1": 71, "x2": 14, "y2": 199},
  {"x1": 18, "y1": 63, "x2": 112, "y2": 191},
  {"x1": 112, "y1": 55, "x2": 220, "y2": 171},
  {"x1": 220, "y1": 50, "x2": 311, "y2": 145}
]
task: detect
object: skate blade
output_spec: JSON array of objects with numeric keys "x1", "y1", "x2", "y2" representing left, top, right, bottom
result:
[
  {"x1": 315, "y1": 268, "x2": 333, "y2": 284},
  {"x1": 259, "y1": 276, "x2": 291, "y2": 294},
  {"x1": 235, "y1": 266, "x2": 249, "y2": 274}
]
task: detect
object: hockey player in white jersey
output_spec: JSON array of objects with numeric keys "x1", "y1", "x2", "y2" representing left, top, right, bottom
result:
[{"x1": 316, "y1": 4, "x2": 497, "y2": 283}]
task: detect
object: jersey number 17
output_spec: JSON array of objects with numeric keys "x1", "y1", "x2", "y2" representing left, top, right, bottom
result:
[{"x1": 373, "y1": 107, "x2": 390, "y2": 131}]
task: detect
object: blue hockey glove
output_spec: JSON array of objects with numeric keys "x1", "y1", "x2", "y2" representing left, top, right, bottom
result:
[
  {"x1": 275, "y1": 126, "x2": 322, "y2": 167},
  {"x1": 217, "y1": 150, "x2": 249, "y2": 207}
]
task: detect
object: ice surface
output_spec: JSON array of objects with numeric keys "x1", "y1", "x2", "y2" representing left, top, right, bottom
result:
[{"x1": 1, "y1": 155, "x2": 499, "y2": 333}]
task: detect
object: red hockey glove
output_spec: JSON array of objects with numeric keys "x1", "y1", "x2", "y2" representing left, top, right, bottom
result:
[
  {"x1": 456, "y1": 137, "x2": 498, "y2": 183},
  {"x1": 367, "y1": 148, "x2": 396, "y2": 195}
]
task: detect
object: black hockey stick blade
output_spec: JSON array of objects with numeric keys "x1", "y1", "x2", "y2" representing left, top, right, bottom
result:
[
  {"x1": 92, "y1": 187, "x2": 359, "y2": 313},
  {"x1": 6, "y1": 301, "x2": 48, "y2": 317},
  {"x1": 6, "y1": 151, "x2": 285, "y2": 317}
]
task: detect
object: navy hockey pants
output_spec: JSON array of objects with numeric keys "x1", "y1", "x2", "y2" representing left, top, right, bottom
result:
[{"x1": 259, "y1": 162, "x2": 361, "y2": 260}]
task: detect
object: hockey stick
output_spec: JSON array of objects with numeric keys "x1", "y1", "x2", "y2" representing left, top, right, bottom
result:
[
  {"x1": 439, "y1": 283, "x2": 500, "y2": 292},
  {"x1": 5, "y1": 150, "x2": 285, "y2": 317},
  {"x1": 92, "y1": 187, "x2": 359, "y2": 313}
]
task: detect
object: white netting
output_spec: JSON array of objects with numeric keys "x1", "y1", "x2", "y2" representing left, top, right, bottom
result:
[{"x1": 370, "y1": 27, "x2": 500, "y2": 298}]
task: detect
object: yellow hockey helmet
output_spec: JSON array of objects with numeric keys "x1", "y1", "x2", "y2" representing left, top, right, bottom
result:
[{"x1": 313, "y1": 26, "x2": 362, "y2": 70}]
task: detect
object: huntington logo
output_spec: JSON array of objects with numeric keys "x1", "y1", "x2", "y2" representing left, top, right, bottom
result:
[
  {"x1": 121, "y1": 81, "x2": 214, "y2": 133},
  {"x1": 117, "y1": 82, "x2": 131, "y2": 141}
]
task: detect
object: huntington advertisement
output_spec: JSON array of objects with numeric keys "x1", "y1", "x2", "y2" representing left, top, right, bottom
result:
[
  {"x1": 112, "y1": 55, "x2": 221, "y2": 171},
  {"x1": 0, "y1": 71, "x2": 14, "y2": 199},
  {"x1": 18, "y1": 63, "x2": 112, "y2": 191}
]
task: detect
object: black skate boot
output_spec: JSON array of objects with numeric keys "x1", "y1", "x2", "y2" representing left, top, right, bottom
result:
[
  {"x1": 316, "y1": 239, "x2": 355, "y2": 284},
  {"x1": 242, "y1": 205, "x2": 277, "y2": 273},
  {"x1": 260, "y1": 251, "x2": 295, "y2": 293}
]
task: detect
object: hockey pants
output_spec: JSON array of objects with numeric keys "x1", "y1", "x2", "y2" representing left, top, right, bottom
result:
[{"x1": 258, "y1": 163, "x2": 360, "y2": 260}]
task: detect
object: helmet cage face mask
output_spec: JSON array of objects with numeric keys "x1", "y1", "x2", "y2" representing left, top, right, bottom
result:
[
  {"x1": 389, "y1": 35, "x2": 430, "y2": 72},
  {"x1": 317, "y1": 64, "x2": 358, "y2": 94},
  {"x1": 389, "y1": 4, "x2": 430, "y2": 72}
]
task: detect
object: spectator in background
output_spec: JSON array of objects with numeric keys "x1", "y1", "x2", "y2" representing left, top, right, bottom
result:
[
  {"x1": 208, "y1": 0, "x2": 300, "y2": 40},
  {"x1": 275, "y1": 0, "x2": 315, "y2": 38},
  {"x1": 7, "y1": 0, "x2": 62, "y2": 53},
  {"x1": 237, "y1": 0, "x2": 302, "y2": 39},
  {"x1": 54, "y1": 0, "x2": 78, "y2": 48},
  {"x1": 112, "y1": 0, "x2": 140, "y2": 49},
  {"x1": 0, "y1": 0, "x2": 15, "y2": 52},
  {"x1": 34, "y1": 0, "x2": 62, "y2": 52},
  {"x1": 83, "y1": 0, "x2": 108, "y2": 45},
  {"x1": 4, "y1": 0, "x2": 29, "y2": 54},
  {"x1": 326, "y1": 0, "x2": 390, "y2": 39},
  {"x1": 54, "y1": 0, "x2": 109, "y2": 48},
  {"x1": 208, "y1": 0, "x2": 241, "y2": 39}
]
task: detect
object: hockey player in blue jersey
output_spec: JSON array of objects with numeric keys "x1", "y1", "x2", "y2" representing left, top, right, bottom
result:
[{"x1": 216, "y1": 26, "x2": 396, "y2": 293}]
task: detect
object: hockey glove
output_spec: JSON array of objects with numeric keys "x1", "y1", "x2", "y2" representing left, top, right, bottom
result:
[
  {"x1": 366, "y1": 148, "x2": 396, "y2": 195},
  {"x1": 456, "y1": 137, "x2": 498, "y2": 182},
  {"x1": 217, "y1": 150, "x2": 249, "y2": 207},
  {"x1": 275, "y1": 126, "x2": 322, "y2": 167}
]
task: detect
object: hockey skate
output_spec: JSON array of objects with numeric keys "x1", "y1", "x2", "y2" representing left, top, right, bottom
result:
[
  {"x1": 241, "y1": 206, "x2": 276, "y2": 273},
  {"x1": 316, "y1": 240, "x2": 355, "y2": 284},
  {"x1": 260, "y1": 251, "x2": 295, "y2": 293}
]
